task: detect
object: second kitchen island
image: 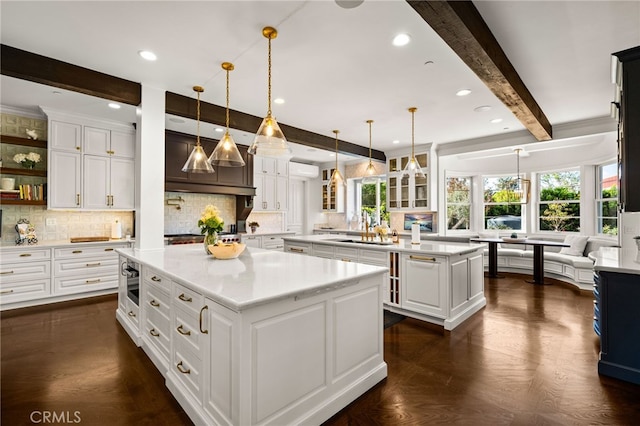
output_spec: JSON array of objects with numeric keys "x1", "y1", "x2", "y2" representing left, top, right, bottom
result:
[
  {"x1": 116, "y1": 244, "x2": 387, "y2": 426},
  {"x1": 283, "y1": 234, "x2": 486, "y2": 331}
]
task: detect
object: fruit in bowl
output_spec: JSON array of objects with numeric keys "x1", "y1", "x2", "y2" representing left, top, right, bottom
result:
[{"x1": 208, "y1": 242, "x2": 246, "y2": 260}]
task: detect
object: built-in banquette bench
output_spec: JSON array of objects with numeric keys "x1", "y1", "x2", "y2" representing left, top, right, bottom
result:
[{"x1": 421, "y1": 234, "x2": 618, "y2": 291}]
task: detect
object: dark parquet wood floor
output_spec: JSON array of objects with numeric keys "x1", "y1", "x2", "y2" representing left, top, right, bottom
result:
[{"x1": 2, "y1": 273, "x2": 639, "y2": 425}]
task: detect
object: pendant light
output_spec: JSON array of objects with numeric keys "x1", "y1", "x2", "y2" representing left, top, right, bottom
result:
[
  {"x1": 402, "y1": 107, "x2": 425, "y2": 179},
  {"x1": 182, "y1": 86, "x2": 214, "y2": 173},
  {"x1": 362, "y1": 119, "x2": 378, "y2": 184},
  {"x1": 248, "y1": 26, "x2": 292, "y2": 159},
  {"x1": 512, "y1": 147, "x2": 530, "y2": 204},
  {"x1": 209, "y1": 62, "x2": 245, "y2": 167},
  {"x1": 330, "y1": 130, "x2": 346, "y2": 188}
]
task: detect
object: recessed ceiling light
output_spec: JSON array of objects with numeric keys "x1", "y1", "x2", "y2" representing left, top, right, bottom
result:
[
  {"x1": 108, "y1": 102, "x2": 121, "y2": 109},
  {"x1": 392, "y1": 140, "x2": 400, "y2": 144},
  {"x1": 456, "y1": 89, "x2": 472, "y2": 97},
  {"x1": 490, "y1": 118, "x2": 503, "y2": 124},
  {"x1": 138, "y1": 50, "x2": 157, "y2": 61},
  {"x1": 392, "y1": 33, "x2": 411, "y2": 47},
  {"x1": 335, "y1": 0, "x2": 364, "y2": 9},
  {"x1": 307, "y1": 148, "x2": 317, "y2": 152},
  {"x1": 274, "y1": 98, "x2": 285, "y2": 104},
  {"x1": 474, "y1": 105, "x2": 492, "y2": 113},
  {"x1": 215, "y1": 128, "x2": 224, "y2": 132},
  {"x1": 52, "y1": 90, "x2": 62, "y2": 95}
]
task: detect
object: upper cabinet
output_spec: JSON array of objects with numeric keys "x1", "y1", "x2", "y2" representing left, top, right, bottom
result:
[
  {"x1": 253, "y1": 157, "x2": 288, "y2": 211},
  {"x1": 44, "y1": 109, "x2": 136, "y2": 210},
  {"x1": 321, "y1": 167, "x2": 344, "y2": 212},
  {"x1": 387, "y1": 151, "x2": 429, "y2": 210},
  {"x1": 613, "y1": 46, "x2": 640, "y2": 212},
  {"x1": 164, "y1": 130, "x2": 254, "y2": 196}
]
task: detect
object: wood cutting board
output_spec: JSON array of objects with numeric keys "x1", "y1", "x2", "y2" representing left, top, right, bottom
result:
[{"x1": 70, "y1": 236, "x2": 111, "y2": 243}]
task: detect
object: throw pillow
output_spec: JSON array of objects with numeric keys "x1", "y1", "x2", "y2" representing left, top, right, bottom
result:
[{"x1": 559, "y1": 235, "x2": 589, "y2": 257}]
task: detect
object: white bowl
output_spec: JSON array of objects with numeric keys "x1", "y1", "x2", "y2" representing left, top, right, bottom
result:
[{"x1": 208, "y1": 242, "x2": 246, "y2": 260}]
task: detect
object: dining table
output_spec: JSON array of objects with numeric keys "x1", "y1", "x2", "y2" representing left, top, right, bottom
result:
[{"x1": 470, "y1": 237, "x2": 570, "y2": 285}]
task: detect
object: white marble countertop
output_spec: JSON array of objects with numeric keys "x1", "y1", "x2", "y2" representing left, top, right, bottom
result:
[
  {"x1": 240, "y1": 231, "x2": 296, "y2": 237},
  {"x1": 1, "y1": 239, "x2": 131, "y2": 250},
  {"x1": 283, "y1": 234, "x2": 484, "y2": 256},
  {"x1": 117, "y1": 244, "x2": 387, "y2": 311},
  {"x1": 592, "y1": 247, "x2": 640, "y2": 275}
]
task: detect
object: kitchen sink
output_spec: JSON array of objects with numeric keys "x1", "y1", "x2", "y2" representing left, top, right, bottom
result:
[{"x1": 327, "y1": 238, "x2": 394, "y2": 246}]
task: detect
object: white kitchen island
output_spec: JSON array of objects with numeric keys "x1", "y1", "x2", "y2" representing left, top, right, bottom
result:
[
  {"x1": 283, "y1": 234, "x2": 486, "y2": 331},
  {"x1": 115, "y1": 244, "x2": 387, "y2": 426}
]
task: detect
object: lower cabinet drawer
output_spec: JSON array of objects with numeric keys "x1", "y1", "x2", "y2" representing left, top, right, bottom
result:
[
  {"x1": 0, "y1": 261, "x2": 50, "y2": 284},
  {"x1": 173, "y1": 283, "x2": 204, "y2": 317},
  {"x1": 54, "y1": 274, "x2": 118, "y2": 295},
  {"x1": 54, "y1": 258, "x2": 118, "y2": 276},
  {"x1": 144, "y1": 310, "x2": 170, "y2": 360},
  {"x1": 144, "y1": 286, "x2": 170, "y2": 321},
  {"x1": 173, "y1": 306, "x2": 204, "y2": 355},
  {"x1": 0, "y1": 278, "x2": 52, "y2": 304},
  {"x1": 124, "y1": 299, "x2": 139, "y2": 326},
  {"x1": 172, "y1": 347, "x2": 202, "y2": 400}
]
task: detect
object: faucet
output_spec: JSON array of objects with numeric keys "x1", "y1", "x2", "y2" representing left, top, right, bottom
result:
[{"x1": 361, "y1": 215, "x2": 373, "y2": 241}]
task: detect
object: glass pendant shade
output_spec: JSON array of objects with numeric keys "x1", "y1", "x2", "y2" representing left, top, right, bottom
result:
[
  {"x1": 250, "y1": 26, "x2": 292, "y2": 159},
  {"x1": 182, "y1": 85, "x2": 214, "y2": 173},
  {"x1": 209, "y1": 62, "x2": 246, "y2": 167},
  {"x1": 209, "y1": 132, "x2": 245, "y2": 167},
  {"x1": 402, "y1": 107, "x2": 425, "y2": 179},
  {"x1": 361, "y1": 119, "x2": 379, "y2": 184},
  {"x1": 330, "y1": 130, "x2": 346, "y2": 188}
]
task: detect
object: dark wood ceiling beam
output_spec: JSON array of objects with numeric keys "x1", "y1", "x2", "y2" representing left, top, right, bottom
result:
[
  {"x1": 1, "y1": 44, "x2": 141, "y2": 105},
  {"x1": 166, "y1": 91, "x2": 386, "y2": 161},
  {"x1": 407, "y1": 1, "x2": 552, "y2": 141}
]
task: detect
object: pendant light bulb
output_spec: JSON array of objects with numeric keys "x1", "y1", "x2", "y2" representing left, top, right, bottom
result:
[
  {"x1": 362, "y1": 119, "x2": 379, "y2": 184},
  {"x1": 182, "y1": 86, "x2": 214, "y2": 173},
  {"x1": 209, "y1": 62, "x2": 245, "y2": 167},
  {"x1": 249, "y1": 26, "x2": 292, "y2": 159},
  {"x1": 402, "y1": 107, "x2": 425, "y2": 179},
  {"x1": 330, "y1": 130, "x2": 346, "y2": 188}
]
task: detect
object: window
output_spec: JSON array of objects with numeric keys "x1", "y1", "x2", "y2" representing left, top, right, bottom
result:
[
  {"x1": 446, "y1": 177, "x2": 471, "y2": 231},
  {"x1": 483, "y1": 176, "x2": 523, "y2": 230},
  {"x1": 596, "y1": 163, "x2": 618, "y2": 235},
  {"x1": 538, "y1": 170, "x2": 580, "y2": 232},
  {"x1": 356, "y1": 178, "x2": 388, "y2": 226}
]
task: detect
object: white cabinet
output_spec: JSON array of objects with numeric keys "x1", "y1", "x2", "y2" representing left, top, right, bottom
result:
[
  {"x1": 387, "y1": 152, "x2": 429, "y2": 210},
  {"x1": 46, "y1": 110, "x2": 135, "y2": 210},
  {"x1": 141, "y1": 267, "x2": 172, "y2": 372},
  {"x1": 243, "y1": 235, "x2": 262, "y2": 248},
  {"x1": 0, "y1": 248, "x2": 52, "y2": 305},
  {"x1": 287, "y1": 178, "x2": 305, "y2": 233},
  {"x1": 243, "y1": 234, "x2": 288, "y2": 250},
  {"x1": 253, "y1": 158, "x2": 288, "y2": 211}
]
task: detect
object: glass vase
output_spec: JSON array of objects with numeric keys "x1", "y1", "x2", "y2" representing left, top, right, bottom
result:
[{"x1": 204, "y1": 232, "x2": 218, "y2": 254}]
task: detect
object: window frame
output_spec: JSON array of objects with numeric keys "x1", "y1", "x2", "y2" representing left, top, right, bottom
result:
[
  {"x1": 482, "y1": 174, "x2": 525, "y2": 232},
  {"x1": 536, "y1": 168, "x2": 581, "y2": 234},
  {"x1": 595, "y1": 162, "x2": 618, "y2": 236},
  {"x1": 445, "y1": 175, "x2": 472, "y2": 233}
]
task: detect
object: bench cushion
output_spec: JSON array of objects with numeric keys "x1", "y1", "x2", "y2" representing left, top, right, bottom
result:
[{"x1": 521, "y1": 251, "x2": 594, "y2": 268}]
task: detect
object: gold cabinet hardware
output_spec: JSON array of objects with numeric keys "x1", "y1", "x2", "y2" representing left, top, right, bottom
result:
[
  {"x1": 290, "y1": 248, "x2": 304, "y2": 253},
  {"x1": 178, "y1": 293, "x2": 192, "y2": 302},
  {"x1": 76, "y1": 194, "x2": 80, "y2": 206},
  {"x1": 0, "y1": 271, "x2": 15, "y2": 275},
  {"x1": 72, "y1": 250, "x2": 83, "y2": 254},
  {"x1": 149, "y1": 329, "x2": 160, "y2": 337},
  {"x1": 104, "y1": 248, "x2": 114, "y2": 252},
  {"x1": 177, "y1": 324, "x2": 191, "y2": 336},
  {"x1": 176, "y1": 361, "x2": 190, "y2": 374},
  {"x1": 341, "y1": 258, "x2": 352, "y2": 262},
  {"x1": 19, "y1": 253, "x2": 32, "y2": 257},
  {"x1": 409, "y1": 255, "x2": 436, "y2": 262},
  {"x1": 151, "y1": 276, "x2": 161, "y2": 282},
  {"x1": 85, "y1": 279, "x2": 101, "y2": 284},
  {"x1": 199, "y1": 305, "x2": 209, "y2": 334},
  {"x1": 127, "y1": 311, "x2": 136, "y2": 317},
  {"x1": 86, "y1": 262, "x2": 101, "y2": 267},
  {"x1": 1, "y1": 289, "x2": 14, "y2": 294},
  {"x1": 150, "y1": 300, "x2": 160, "y2": 307},
  {"x1": 277, "y1": 202, "x2": 280, "y2": 210},
  {"x1": 106, "y1": 195, "x2": 110, "y2": 206},
  {"x1": 76, "y1": 146, "x2": 80, "y2": 151}
]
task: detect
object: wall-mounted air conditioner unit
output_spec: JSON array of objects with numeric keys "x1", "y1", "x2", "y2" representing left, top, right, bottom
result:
[{"x1": 289, "y1": 161, "x2": 319, "y2": 178}]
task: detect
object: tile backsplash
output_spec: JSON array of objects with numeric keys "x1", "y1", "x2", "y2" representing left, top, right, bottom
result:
[
  {"x1": 164, "y1": 192, "x2": 236, "y2": 235},
  {"x1": 1, "y1": 205, "x2": 133, "y2": 244}
]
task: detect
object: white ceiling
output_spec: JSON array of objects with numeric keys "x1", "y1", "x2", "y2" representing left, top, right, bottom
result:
[{"x1": 1, "y1": 1, "x2": 639, "y2": 164}]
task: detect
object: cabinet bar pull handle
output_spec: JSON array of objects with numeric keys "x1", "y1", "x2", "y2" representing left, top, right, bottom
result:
[
  {"x1": 151, "y1": 276, "x2": 161, "y2": 282},
  {"x1": 76, "y1": 194, "x2": 80, "y2": 205},
  {"x1": 127, "y1": 311, "x2": 136, "y2": 317},
  {"x1": 104, "y1": 248, "x2": 114, "y2": 252},
  {"x1": 106, "y1": 195, "x2": 110, "y2": 206},
  {"x1": 290, "y1": 248, "x2": 303, "y2": 253},
  {"x1": 176, "y1": 361, "x2": 191, "y2": 374},
  {"x1": 0, "y1": 271, "x2": 14, "y2": 275},
  {"x1": 341, "y1": 258, "x2": 351, "y2": 262},
  {"x1": 178, "y1": 293, "x2": 192, "y2": 302},
  {"x1": 409, "y1": 255, "x2": 436, "y2": 262},
  {"x1": 150, "y1": 300, "x2": 160, "y2": 307},
  {"x1": 177, "y1": 324, "x2": 191, "y2": 336},
  {"x1": 19, "y1": 253, "x2": 32, "y2": 257},
  {"x1": 85, "y1": 279, "x2": 101, "y2": 284},
  {"x1": 72, "y1": 250, "x2": 83, "y2": 254},
  {"x1": 199, "y1": 305, "x2": 209, "y2": 334},
  {"x1": 149, "y1": 329, "x2": 160, "y2": 337},
  {"x1": 86, "y1": 262, "x2": 101, "y2": 267},
  {"x1": 1, "y1": 289, "x2": 14, "y2": 294}
]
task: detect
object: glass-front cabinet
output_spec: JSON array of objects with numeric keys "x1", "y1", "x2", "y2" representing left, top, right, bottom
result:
[
  {"x1": 321, "y1": 167, "x2": 344, "y2": 212},
  {"x1": 387, "y1": 152, "x2": 429, "y2": 210}
]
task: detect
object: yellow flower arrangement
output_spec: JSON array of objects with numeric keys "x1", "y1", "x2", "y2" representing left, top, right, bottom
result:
[
  {"x1": 373, "y1": 225, "x2": 388, "y2": 239},
  {"x1": 198, "y1": 205, "x2": 224, "y2": 236}
]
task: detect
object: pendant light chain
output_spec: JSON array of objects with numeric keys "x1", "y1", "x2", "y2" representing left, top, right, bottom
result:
[
  {"x1": 225, "y1": 68, "x2": 230, "y2": 131},
  {"x1": 411, "y1": 108, "x2": 415, "y2": 158},
  {"x1": 368, "y1": 120, "x2": 373, "y2": 160},
  {"x1": 196, "y1": 88, "x2": 202, "y2": 146},
  {"x1": 335, "y1": 130, "x2": 339, "y2": 172},
  {"x1": 267, "y1": 35, "x2": 272, "y2": 117}
]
